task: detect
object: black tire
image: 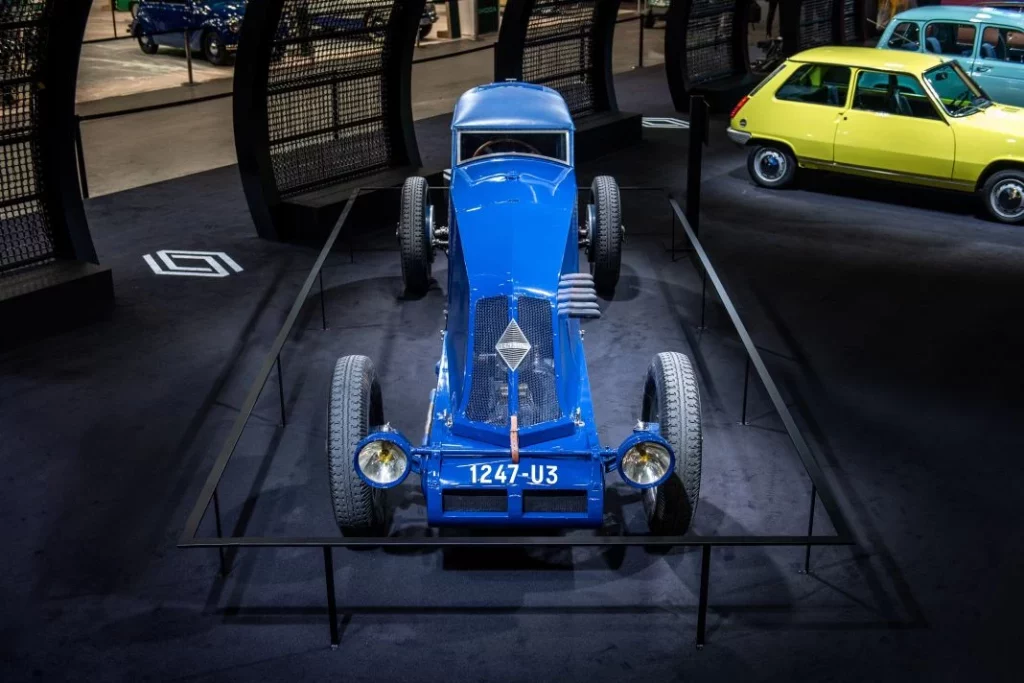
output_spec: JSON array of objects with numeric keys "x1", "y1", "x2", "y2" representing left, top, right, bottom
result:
[
  {"x1": 644, "y1": 11, "x2": 656, "y2": 29},
  {"x1": 137, "y1": 34, "x2": 158, "y2": 55},
  {"x1": 129, "y1": 1, "x2": 140, "y2": 18},
  {"x1": 980, "y1": 169, "x2": 1024, "y2": 225},
  {"x1": 202, "y1": 30, "x2": 230, "y2": 66},
  {"x1": 588, "y1": 175, "x2": 622, "y2": 297},
  {"x1": 418, "y1": 24, "x2": 431, "y2": 40},
  {"x1": 641, "y1": 352, "x2": 702, "y2": 536},
  {"x1": 328, "y1": 355, "x2": 387, "y2": 534},
  {"x1": 747, "y1": 143, "x2": 797, "y2": 189},
  {"x1": 398, "y1": 176, "x2": 432, "y2": 296}
]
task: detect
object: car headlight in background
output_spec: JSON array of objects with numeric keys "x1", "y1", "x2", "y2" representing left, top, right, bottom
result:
[
  {"x1": 616, "y1": 426, "x2": 674, "y2": 489},
  {"x1": 228, "y1": 18, "x2": 241, "y2": 33},
  {"x1": 354, "y1": 431, "x2": 411, "y2": 488}
]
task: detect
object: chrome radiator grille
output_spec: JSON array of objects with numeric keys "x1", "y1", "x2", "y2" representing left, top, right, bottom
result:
[
  {"x1": 466, "y1": 296, "x2": 510, "y2": 426},
  {"x1": 517, "y1": 297, "x2": 560, "y2": 427}
]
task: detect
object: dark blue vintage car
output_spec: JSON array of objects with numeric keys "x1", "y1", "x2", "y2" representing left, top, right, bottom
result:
[
  {"x1": 327, "y1": 83, "x2": 704, "y2": 534},
  {"x1": 130, "y1": 0, "x2": 245, "y2": 66}
]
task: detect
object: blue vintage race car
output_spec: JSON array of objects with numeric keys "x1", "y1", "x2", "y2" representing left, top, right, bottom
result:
[{"x1": 327, "y1": 83, "x2": 703, "y2": 533}]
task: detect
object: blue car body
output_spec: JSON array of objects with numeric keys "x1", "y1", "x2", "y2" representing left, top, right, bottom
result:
[
  {"x1": 130, "y1": 0, "x2": 244, "y2": 57},
  {"x1": 879, "y1": 5, "x2": 1024, "y2": 106},
  {"x1": 358, "y1": 83, "x2": 665, "y2": 528}
]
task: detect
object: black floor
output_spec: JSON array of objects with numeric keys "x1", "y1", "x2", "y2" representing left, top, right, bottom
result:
[{"x1": 2, "y1": 67, "x2": 1023, "y2": 681}]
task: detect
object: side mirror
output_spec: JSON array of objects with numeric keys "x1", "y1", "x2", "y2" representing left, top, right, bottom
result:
[{"x1": 935, "y1": 72, "x2": 949, "y2": 81}]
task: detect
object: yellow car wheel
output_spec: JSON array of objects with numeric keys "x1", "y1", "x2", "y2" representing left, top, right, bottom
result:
[
  {"x1": 747, "y1": 144, "x2": 797, "y2": 190},
  {"x1": 982, "y1": 170, "x2": 1024, "y2": 225}
]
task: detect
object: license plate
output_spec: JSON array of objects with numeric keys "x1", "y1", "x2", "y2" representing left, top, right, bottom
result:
[{"x1": 468, "y1": 463, "x2": 558, "y2": 486}]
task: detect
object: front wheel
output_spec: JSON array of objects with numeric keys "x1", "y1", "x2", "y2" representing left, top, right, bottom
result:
[
  {"x1": 981, "y1": 170, "x2": 1024, "y2": 225},
  {"x1": 138, "y1": 34, "x2": 158, "y2": 55},
  {"x1": 641, "y1": 352, "x2": 702, "y2": 537},
  {"x1": 747, "y1": 144, "x2": 797, "y2": 189},
  {"x1": 418, "y1": 24, "x2": 431, "y2": 40},
  {"x1": 202, "y1": 30, "x2": 230, "y2": 66},
  {"x1": 644, "y1": 11, "x2": 656, "y2": 29},
  {"x1": 588, "y1": 175, "x2": 622, "y2": 297},
  {"x1": 328, "y1": 355, "x2": 388, "y2": 534}
]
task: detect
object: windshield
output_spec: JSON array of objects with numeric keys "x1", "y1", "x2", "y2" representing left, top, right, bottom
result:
[
  {"x1": 457, "y1": 131, "x2": 569, "y2": 166},
  {"x1": 923, "y1": 62, "x2": 991, "y2": 117}
]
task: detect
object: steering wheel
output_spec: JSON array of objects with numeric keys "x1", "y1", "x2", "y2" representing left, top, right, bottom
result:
[
  {"x1": 949, "y1": 88, "x2": 972, "y2": 112},
  {"x1": 472, "y1": 138, "x2": 542, "y2": 158}
]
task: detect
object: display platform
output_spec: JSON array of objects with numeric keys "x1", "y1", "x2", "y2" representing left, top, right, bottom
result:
[{"x1": 2, "y1": 65, "x2": 1022, "y2": 682}]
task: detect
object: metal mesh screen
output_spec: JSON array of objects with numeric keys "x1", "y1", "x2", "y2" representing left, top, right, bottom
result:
[
  {"x1": 466, "y1": 296, "x2": 510, "y2": 426},
  {"x1": 686, "y1": 0, "x2": 738, "y2": 86},
  {"x1": 843, "y1": 0, "x2": 857, "y2": 43},
  {"x1": 517, "y1": 296, "x2": 560, "y2": 427},
  {"x1": 521, "y1": 0, "x2": 599, "y2": 117},
  {"x1": 799, "y1": 0, "x2": 835, "y2": 49},
  {"x1": 268, "y1": 0, "x2": 398, "y2": 197},
  {"x1": 1, "y1": 2, "x2": 55, "y2": 273}
]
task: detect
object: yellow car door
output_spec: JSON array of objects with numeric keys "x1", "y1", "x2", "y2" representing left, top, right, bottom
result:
[{"x1": 834, "y1": 68, "x2": 955, "y2": 180}]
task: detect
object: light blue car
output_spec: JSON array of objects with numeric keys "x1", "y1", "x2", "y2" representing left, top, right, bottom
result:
[{"x1": 878, "y1": 5, "x2": 1024, "y2": 106}]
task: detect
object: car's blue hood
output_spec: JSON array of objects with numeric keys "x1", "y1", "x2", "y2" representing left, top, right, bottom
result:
[
  {"x1": 195, "y1": 1, "x2": 246, "y2": 17},
  {"x1": 451, "y1": 157, "x2": 576, "y2": 298}
]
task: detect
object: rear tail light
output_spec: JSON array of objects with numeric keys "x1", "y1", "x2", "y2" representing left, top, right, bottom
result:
[{"x1": 730, "y1": 95, "x2": 750, "y2": 120}]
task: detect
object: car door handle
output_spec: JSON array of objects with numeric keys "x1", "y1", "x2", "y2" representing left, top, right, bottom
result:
[{"x1": 975, "y1": 66, "x2": 992, "y2": 73}]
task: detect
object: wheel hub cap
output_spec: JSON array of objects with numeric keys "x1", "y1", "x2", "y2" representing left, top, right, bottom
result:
[
  {"x1": 756, "y1": 150, "x2": 785, "y2": 181},
  {"x1": 992, "y1": 180, "x2": 1024, "y2": 220}
]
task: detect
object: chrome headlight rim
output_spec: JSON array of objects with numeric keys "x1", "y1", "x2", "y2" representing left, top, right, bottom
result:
[
  {"x1": 353, "y1": 430, "x2": 413, "y2": 489},
  {"x1": 616, "y1": 429, "x2": 675, "y2": 490}
]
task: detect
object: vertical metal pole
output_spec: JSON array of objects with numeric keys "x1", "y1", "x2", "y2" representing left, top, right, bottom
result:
[
  {"x1": 184, "y1": 31, "x2": 195, "y2": 85},
  {"x1": 699, "y1": 269, "x2": 708, "y2": 330},
  {"x1": 320, "y1": 270, "x2": 328, "y2": 330},
  {"x1": 324, "y1": 547, "x2": 340, "y2": 648},
  {"x1": 696, "y1": 544, "x2": 711, "y2": 649},
  {"x1": 686, "y1": 96, "x2": 707, "y2": 239},
  {"x1": 637, "y1": 12, "x2": 645, "y2": 69},
  {"x1": 670, "y1": 203, "x2": 677, "y2": 261},
  {"x1": 802, "y1": 485, "x2": 818, "y2": 574},
  {"x1": 740, "y1": 357, "x2": 751, "y2": 425},
  {"x1": 277, "y1": 355, "x2": 287, "y2": 427},
  {"x1": 110, "y1": 0, "x2": 117, "y2": 35},
  {"x1": 73, "y1": 116, "x2": 89, "y2": 199},
  {"x1": 213, "y1": 489, "x2": 229, "y2": 577}
]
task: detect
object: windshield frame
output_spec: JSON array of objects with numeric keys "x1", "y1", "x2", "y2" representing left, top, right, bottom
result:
[
  {"x1": 921, "y1": 61, "x2": 992, "y2": 118},
  {"x1": 455, "y1": 129, "x2": 571, "y2": 167}
]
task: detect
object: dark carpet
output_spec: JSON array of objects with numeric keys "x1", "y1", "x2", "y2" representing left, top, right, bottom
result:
[{"x1": 1, "y1": 67, "x2": 1022, "y2": 682}]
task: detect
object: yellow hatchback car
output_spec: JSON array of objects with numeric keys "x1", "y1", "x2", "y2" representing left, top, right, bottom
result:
[{"x1": 727, "y1": 46, "x2": 1024, "y2": 224}]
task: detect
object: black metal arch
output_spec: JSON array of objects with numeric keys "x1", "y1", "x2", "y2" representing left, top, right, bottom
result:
[
  {"x1": 781, "y1": 0, "x2": 866, "y2": 56},
  {"x1": 233, "y1": 0, "x2": 424, "y2": 241},
  {"x1": 1, "y1": 0, "x2": 98, "y2": 273},
  {"x1": 664, "y1": 0, "x2": 753, "y2": 112},
  {"x1": 494, "y1": 0, "x2": 623, "y2": 118}
]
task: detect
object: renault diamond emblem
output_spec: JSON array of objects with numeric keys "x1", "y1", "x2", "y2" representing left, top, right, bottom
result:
[{"x1": 496, "y1": 319, "x2": 531, "y2": 371}]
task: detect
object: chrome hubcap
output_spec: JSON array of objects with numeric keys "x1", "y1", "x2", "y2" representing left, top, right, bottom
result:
[
  {"x1": 991, "y1": 180, "x2": 1024, "y2": 220},
  {"x1": 755, "y1": 149, "x2": 786, "y2": 182}
]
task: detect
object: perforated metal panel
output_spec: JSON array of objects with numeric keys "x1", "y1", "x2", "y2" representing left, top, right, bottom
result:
[
  {"x1": 267, "y1": 0, "x2": 398, "y2": 197},
  {"x1": 843, "y1": 0, "x2": 858, "y2": 43},
  {"x1": 685, "y1": 0, "x2": 738, "y2": 86},
  {"x1": 517, "y1": 296, "x2": 560, "y2": 427},
  {"x1": 1, "y1": 1, "x2": 55, "y2": 273},
  {"x1": 522, "y1": 0, "x2": 599, "y2": 117},
  {"x1": 466, "y1": 296, "x2": 510, "y2": 426},
  {"x1": 799, "y1": 0, "x2": 836, "y2": 49}
]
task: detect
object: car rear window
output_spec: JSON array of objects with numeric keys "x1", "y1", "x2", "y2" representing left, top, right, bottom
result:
[
  {"x1": 457, "y1": 131, "x2": 569, "y2": 166},
  {"x1": 775, "y1": 64, "x2": 852, "y2": 107}
]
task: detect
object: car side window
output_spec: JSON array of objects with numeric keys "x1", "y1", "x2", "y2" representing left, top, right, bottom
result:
[
  {"x1": 775, "y1": 64, "x2": 851, "y2": 108},
  {"x1": 980, "y1": 26, "x2": 1024, "y2": 64},
  {"x1": 887, "y1": 22, "x2": 922, "y2": 51},
  {"x1": 924, "y1": 22, "x2": 976, "y2": 57},
  {"x1": 853, "y1": 70, "x2": 941, "y2": 120}
]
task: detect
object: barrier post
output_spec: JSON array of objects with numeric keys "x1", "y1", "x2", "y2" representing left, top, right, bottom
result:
[
  {"x1": 686, "y1": 95, "x2": 708, "y2": 238},
  {"x1": 184, "y1": 30, "x2": 195, "y2": 85}
]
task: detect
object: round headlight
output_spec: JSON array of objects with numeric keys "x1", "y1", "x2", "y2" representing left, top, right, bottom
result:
[
  {"x1": 619, "y1": 441, "x2": 673, "y2": 488},
  {"x1": 355, "y1": 439, "x2": 409, "y2": 487}
]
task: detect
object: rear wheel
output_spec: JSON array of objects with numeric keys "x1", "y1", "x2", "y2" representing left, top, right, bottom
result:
[
  {"x1": 203, "y1": 30, "x2": 230, "y2": 66},
  {"x1": 641, "y1": 352, "x2": 702, "y2": 537},
  {"x1": 137, "y1": 34, "x2": 158, "y2": 55},
  {"x1": 328, "y1": 355, "x2": 387, "y2": 534},
  {"x1": 398, "y1": 176, "x2": 433, "y2": 297},
  {"x1": 588, "y1": 175, "x2": 622, "y2": 297},
  {"x1": 747, "y1": 143, "x2": 797, "y2": 189},
  {"x1": 981, "y1": 169, "x2": 1024, "y2": 225},
  {"x1": 644, "y1": 11, "x2": 656, "y2": 29}
]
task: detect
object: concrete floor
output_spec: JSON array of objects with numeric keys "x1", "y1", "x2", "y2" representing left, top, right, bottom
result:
[{"x1": 75, "y1": 13, "x2": 664, "y2": 197}]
